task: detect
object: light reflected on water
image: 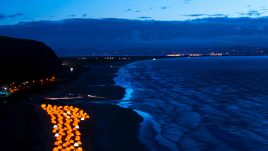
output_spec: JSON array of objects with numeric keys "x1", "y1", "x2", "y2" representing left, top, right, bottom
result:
[{"x1": 41, "y1": 104, "x2": 90, "y2": 151}]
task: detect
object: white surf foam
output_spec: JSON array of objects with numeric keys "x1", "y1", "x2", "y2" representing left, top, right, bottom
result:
[{"x1": 114, "y1": 62, "x2": 179, "y2": 151}]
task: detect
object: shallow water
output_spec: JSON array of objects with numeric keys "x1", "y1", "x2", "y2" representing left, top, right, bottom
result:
[{"x1": 114, "y1": 56, "x2": 268, "y2": 151}]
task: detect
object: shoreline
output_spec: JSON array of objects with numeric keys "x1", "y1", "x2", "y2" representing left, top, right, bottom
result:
[
  {"x1": 0, "y1": 58, "x2": 150, "y2": 151},
  {"x1": 114, "y1": 60, "x2": 175, "y2": 151},
  {"x1": 0, "y1": 56, "x2": 178, "y2": 151}
]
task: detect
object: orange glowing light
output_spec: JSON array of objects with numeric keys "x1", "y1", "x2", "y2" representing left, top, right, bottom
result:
[{"x1": 41, "y1": 104, "x2": 90, "y2": 151}]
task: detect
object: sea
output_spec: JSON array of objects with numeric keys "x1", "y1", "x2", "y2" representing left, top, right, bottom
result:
[{"x1": 114, "y1": 56, "x2": 268, "y2": 151}]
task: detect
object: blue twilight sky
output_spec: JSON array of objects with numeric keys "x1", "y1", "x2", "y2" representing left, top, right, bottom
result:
[{"x1": 1, "y1": 0, "x2": 268, "y2": 25}]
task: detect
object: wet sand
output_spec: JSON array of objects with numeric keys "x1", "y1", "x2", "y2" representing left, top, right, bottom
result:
[{"x1": 0, "y1": 59, "x2": 149, "y2": 151}]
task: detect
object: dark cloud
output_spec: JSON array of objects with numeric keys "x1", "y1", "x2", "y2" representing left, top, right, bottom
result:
[
  {"x1": 69, "y1": 14, "x2": 76, "y2": 17},
  {"x1": 247, "y1": 10, "x2": 261, "y2": 16},
  {"x1": 124, "y1": 8, "x2": 132, "y2": 12},
  {"x1": 83, "y1": 14, "x2": 87, "y2": 17},
  {"x1": 1, "y1": 17, "x2": 268, "y2": 56},
  {"x1": 185, "y1": 14, "x2": 208, "y2": 17},
  {"x1": 124, "y1": 9, "x2": 140, "y2": 13},
  {"x1": 8, "y1": 13, "x2": 24, "y2": 18},
  {"x1": 185, "y1": 14, "x2": 227, "y2": 18},
  {"x1": 210, "y1": 14, "x2": 228, "y2": 17},
  {"x1": 239, "y1": 10, "x2": 262, "y2": 16},
  {"x1": 161, "y1": 6, "x2": 168, "y2": 10},
  {"x1": 139, "y1": 16, "x2": 152, "y2": 19},
  {"x1": 0, "y1": 13, "x2": 24, "y2": 20}
]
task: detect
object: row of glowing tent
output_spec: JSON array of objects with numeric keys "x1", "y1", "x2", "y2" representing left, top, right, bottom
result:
[{"x1": 41, "y1": 104, "x2": 90, "y2": 151}]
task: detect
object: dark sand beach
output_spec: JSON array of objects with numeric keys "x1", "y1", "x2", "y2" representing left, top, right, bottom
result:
[{"x1": 0, "y1": 59, "x2": 150, "y2": 151}]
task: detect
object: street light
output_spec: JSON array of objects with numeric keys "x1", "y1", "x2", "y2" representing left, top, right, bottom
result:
[{"x1": 70, "y1": 67, "x2": 74, "y2": 72}]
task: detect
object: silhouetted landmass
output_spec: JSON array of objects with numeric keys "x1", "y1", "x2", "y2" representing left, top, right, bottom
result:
[{"x1": 0, "y1": 36, "x2": 62, "y2": 83}]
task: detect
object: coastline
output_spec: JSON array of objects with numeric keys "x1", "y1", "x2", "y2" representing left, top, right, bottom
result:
[
  {"x1": 114, "y1": 60, "x2": 175, "y2": 151},
  {"x1": 2, "y1": 56, "x2": 267, "y2": 151},
  {"x1": 75, "y1": 60, "x2": 149, "y2": 151},
  {"x1": 0, "y1": 59, "x2": 149, "y2": 151}
]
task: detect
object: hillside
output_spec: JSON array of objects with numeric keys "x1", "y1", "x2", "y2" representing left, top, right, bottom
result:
[{"x1": 0, "y1": 36, "x2": 62, "y2": 83}]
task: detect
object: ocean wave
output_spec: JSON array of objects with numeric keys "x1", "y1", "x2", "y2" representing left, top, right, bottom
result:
[
  {"x1": 113, "y1": 60, "x2": 182, "y2": 151},
  {"x1": 113, "y1": 57, "x2": 268, "y2": 151}
]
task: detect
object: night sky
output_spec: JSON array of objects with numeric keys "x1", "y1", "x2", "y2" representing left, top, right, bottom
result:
[
  {"x1": 1, "y1": 0, "x2": 268, "y2": 25},
  {"x1": 1, "y1": 0, "x2": 268, "y2": 56}
]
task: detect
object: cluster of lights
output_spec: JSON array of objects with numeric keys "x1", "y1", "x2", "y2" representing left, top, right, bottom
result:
[
  {"x1": 104, "y1": 57, "x2": 115, "y2": 60},
  {"x1": 78, "y1": 57, "x2": 87, "y2": 60},
  {"x1": 210, "y1": 52, "x2": 223, "y2": 56},
  {"x1": 40, "y1": 76, "x2": 57, "y2": 83},
  {"x1": 189, "y1": 53, "x2": 203, "y2": 57},
  {"x1": 167, "y1": 53, "x2": 224, "y2": 57},
  {"x1": 41, "y1": 104, "x2": 90, "y2": 151},
  {"x1": 70, "y1": 68, "x2": 74, "y2": 72},
  {"x1": 118, "y1": 57, "x2": 130, "y2": 60},
  {"x1": 103, "y1": 57, "x2": 131, "y2": 60},
  {"x1": 167, "y1": 54, "x2": 184, "y2": 57},
  {"x1": 0, "y1": 76, "x2": 57, "y2": 97}
]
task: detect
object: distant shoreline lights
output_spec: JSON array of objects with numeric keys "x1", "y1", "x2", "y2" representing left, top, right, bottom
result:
[{"x1": 41, "y1": 104, "x2": 90, "y2": 151}]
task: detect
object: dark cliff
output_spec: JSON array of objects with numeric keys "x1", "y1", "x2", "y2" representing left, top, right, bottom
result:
[{"x1": 0, "y1": 36, "x2": 62, "y2": 83}]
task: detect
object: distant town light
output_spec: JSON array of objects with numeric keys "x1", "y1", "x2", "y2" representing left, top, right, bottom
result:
[
  {"x1": 70, "y1": 67, "x2": 74, "y2": 72},
  {"x1": 167, "y1": 54, "x2": 183, "y2": 57}
]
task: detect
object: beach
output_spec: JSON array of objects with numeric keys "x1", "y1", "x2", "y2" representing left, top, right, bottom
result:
[
  {"x1": 0, "y1": 58, "x2": 150, "y2": 151},
  {"x1": 2, "y1": 56, "x2": 267, "y2": 151}
]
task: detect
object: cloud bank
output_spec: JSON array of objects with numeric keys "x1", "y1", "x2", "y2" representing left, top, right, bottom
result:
[
  {"x1": 0, "y1": 17, "x2": 268, "y2": 56},
  {"x1": 0, "y1": 13, "x2": 24, "y2": 20}
]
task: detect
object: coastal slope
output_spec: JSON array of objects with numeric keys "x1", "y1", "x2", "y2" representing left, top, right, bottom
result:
[{"x1": 0, "y1": 36, "x2": 62, "y2": 83}]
